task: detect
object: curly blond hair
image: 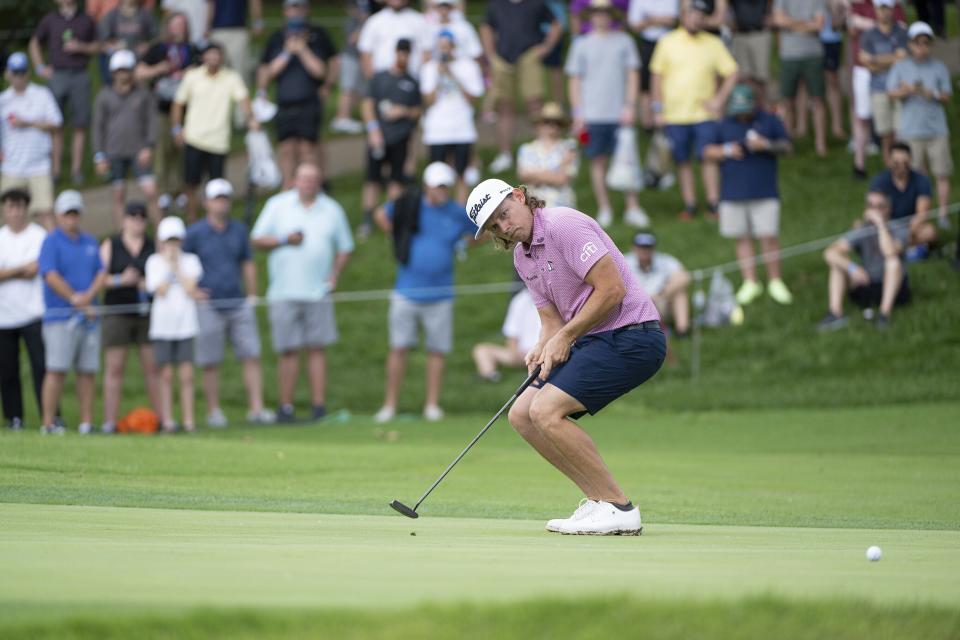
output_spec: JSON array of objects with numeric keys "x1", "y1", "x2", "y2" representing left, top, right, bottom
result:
[{"x1": 489, "y1": 185, "x2": 545, "y2": 252}]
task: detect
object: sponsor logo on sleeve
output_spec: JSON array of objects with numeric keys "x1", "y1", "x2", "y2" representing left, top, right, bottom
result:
[{"x1": 580, "y1": 241, "x2": 598, "y2": 263}]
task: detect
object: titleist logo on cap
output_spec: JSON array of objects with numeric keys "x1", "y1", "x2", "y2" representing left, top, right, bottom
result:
[{"x1": 468, "y1": 194, "x2": 491, "y2": 222}]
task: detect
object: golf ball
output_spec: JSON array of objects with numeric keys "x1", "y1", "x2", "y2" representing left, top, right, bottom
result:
[{"x1": 866, "y1": 545, "x2": 882, "y2": 561}]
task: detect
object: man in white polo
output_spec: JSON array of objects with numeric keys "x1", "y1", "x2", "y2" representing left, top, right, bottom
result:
[{"x1": 251, "y1": 163, "x2": 354, "y2": 422}]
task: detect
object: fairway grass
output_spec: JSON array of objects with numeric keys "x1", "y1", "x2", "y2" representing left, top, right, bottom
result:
[{"x1": 2, "y1": 503, "x2": 959, "y2": 633}]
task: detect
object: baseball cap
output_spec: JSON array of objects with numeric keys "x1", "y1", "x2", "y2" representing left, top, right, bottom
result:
[
  {"x1": 284, "y1": 0, "x2": 307, "y2": 5},
  {"x1": 157, "y1": 216, "x2": 186, "y2": 242},
  {"x1": 908, "y1": 21, "x2": 934, "y2": 40},
  {"x1": 125, "y1": 201, "x2": 148, "y2": 218},
  {"x1": 54, "y1": 190, "x2": 84, "y2": 215},
  {"x1": 109, "y1": 49, "x2": 136, "y2": 72},
  {"x1": 690, "y1": 0, "x2": 713, "y2": 14},
  {"x1": 466, "y1": 178, "x2": 514, "y2": 239},
  {"x1": 423, "y1": 162, "x2": 456, "y2": 188},
  {"x1": 873, "y1": 0, "x2": 895, "y2": 7},
  {"x1": 204, "y1": 178, "x2": 234, "y2": 200},
  {"x1": 633, "y1": 233, "x2": 656, "y2": 247},
  {"x1": 396, "y1": 38, "x2": 413, "y2": 52},
  {"x1": 6, "y1": 52, "x2": 29, "y2": 73},
  {"x1": 727, "y1": 84, "x2": 756, "y2": 115}
]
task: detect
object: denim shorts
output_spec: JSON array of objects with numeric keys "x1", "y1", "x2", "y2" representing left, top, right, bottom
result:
[
  {"x1": 585, "y1": 123, "x2": 619, "y2": 159},
  {"x1": 664, "y1": 122, "x2": 715, "y2": 164},
  {"x1": 532, "y1": 323, "x2": 666, "y2": 418}
]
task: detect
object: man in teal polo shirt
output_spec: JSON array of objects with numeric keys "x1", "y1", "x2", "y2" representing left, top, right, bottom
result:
[
  {"x1": 38, "y1": 190, "x2": 106, "y2": 434},
  {"x1": 251, "y1": 163, "x2": 354, "y2": 422},
  {"x1": 372, "y1": 161, "x2": 476, "y2": 423}
]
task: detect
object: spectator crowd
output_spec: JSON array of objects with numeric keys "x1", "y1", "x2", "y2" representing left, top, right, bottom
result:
[{"x1": 0, "y1": 0, "x2": 956, "y2": 432}]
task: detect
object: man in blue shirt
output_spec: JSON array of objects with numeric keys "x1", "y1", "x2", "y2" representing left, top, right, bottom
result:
[
  {"x1": 183, "y1": 178, "x2": 274, "y2": 428},
  {"x1": 869, "y1": 141, "x2": 936, "y2": 256},
  {"x1": 372, "y1": 162, "x2": 475, "y2": 423},
  {"x1": 703, "y1": 84, "x2": 793, "y2": 307},
  {"x1": 38, "y1": 190, "x2": 106, "y2": 434},
  {"x1": 251, "y1": 163, "x2": 354, "y2": 422}
]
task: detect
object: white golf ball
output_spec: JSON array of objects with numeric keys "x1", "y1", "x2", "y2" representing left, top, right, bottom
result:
[{"x1": 866, "y1": 545, "x2": 882, "y2": 562}]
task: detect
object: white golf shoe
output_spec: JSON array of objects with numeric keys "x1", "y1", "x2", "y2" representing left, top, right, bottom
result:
[
  {"x1": 558, "y1": 500, "x2": 642, "y2": 536},
  {"x1": 545, "y1": 499, "x2": 598, "y2": 533}
]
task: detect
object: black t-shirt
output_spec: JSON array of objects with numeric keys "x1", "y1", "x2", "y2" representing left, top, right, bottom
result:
[
  {"x1": 366, "y1": 70, "x2": 421, "y2": 145},
  {"x1": 141, "y1": 41, "x2": 199, "y2": 113},
  {"x1": 484, "y1": 0, "x2": 554, "y2": 63},
  {"x1": 731, "y1": 0, "x2": 769, "y2": 32},
  {"x1": 261, "y1": 25, "x2": 338, "y2": 105}
]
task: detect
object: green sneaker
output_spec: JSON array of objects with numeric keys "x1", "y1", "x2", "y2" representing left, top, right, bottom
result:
[
  {"x1": 735, "y1": 280, "x2": 764, "y2": 305},
  {"x1": 767, "y1": 278, "x2": 793, "y2": 305}
]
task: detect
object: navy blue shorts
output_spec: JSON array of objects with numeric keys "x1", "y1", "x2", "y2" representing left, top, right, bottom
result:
[
  {"x1": 532, "y1": 325, "x2": 666, "y2": 419},
  {"x1": 585, "y1": 123, "x2": 619, "y2": 158},
  {"x1": 664, "y1": 122, "x2": 715, "y2": 164}
]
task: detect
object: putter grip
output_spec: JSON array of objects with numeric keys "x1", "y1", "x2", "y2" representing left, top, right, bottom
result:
[{"x1": 518, "y1": 365, "x2": 542, "y2": 395}]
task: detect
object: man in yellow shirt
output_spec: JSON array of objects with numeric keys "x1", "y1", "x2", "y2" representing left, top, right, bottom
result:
[
  {"x1": 650, "y1": 0, "x2": 738, "y2": 221},
  {"x1": 171, "y1": 42, "x2": 258, "y2": 221}
]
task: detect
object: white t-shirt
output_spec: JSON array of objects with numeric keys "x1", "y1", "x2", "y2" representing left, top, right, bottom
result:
[
  {"x1": 161, "y1": 0, "x2": 208, "y2": 44},
  {"x1": 421, "y1": 19, "x2": 484, "y2": 61},
  {"x1": 0, "y1": 223, "x2": 47, "y2": 328},
  {"x1": 358, "y1": 7, "x2": 427, "y2": 75},
  {"x1": 624, "y1": 250, "x2": 682, "y2": 297},
  {"x1": 628, "y1": 0, "x2": 679, "y2": 41},
  {"x1": 502, "y1": 289, "x2": 541, "y2": 355},
  {"x1": 420, "y1": 58, "x2": 484, "y2": 145},
  {"x1": 145, "y1": 252, "x2": 203, "y2": 340},
  {"x1": 0, "y1": 84, "x2": 63, "y2": 177}
]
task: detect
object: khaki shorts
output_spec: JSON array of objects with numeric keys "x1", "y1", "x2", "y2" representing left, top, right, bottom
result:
[
  {"x1": 101, "y1": 314, "x2": 150, "y2": 348},
  {"x1": 0, "y1": 173, "x2": 54, "y2": 215},
  {"x1": 870, "y1": 93, "x2": 899, "y2": 136},
  {"x1": 731, "y1": 31, "x2": 771, "y2": 82},
  {"x1": 195, "y1": 302, "x2": 262, "y2": 367},
  {"x1": 491, "y1": 48, "x2": 543, "y2": 105},
  {"x1": 388, "y1": 293, "x2": 453, "y2": 354},
  {"x1": 907, "y1": 137, "x2": 953, "y2": 178},
  {"x1": 267, "y1": 298, "x2": 338, "y2": 353},
  {"x1": 719, "y1": 198, "x2": 780, "y2": 238}
]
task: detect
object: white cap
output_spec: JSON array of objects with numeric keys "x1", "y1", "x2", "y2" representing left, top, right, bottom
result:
[
  {"x1": 157, "y1": 216, "x2": 186, "y2": 241},
  {"x1": 54, "y1": 190, "x2": 84, "y2": 215},
  {"x1": 908, "y1": 21, "x2": 934, "y2": 39},
  {"x1": 466, "y1": 178, "x2": 514, "y2": 239},
  {"x1": 423, "y1": 161, "x2": 456, "y2": 188},
  {"x1": 109, "y1": 49, "x2": 136, "y2": 72},
  {"x1": 872, "y1": 0, "x2": 895, "y2": 7},
  {"x1": 204, "y1": 178, "x2": 234, "y2": 200}
]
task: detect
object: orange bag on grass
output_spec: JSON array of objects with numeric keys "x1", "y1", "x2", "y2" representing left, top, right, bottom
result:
[{"x1": 117, "y1": 407, "x2": 160, "y2": 435}]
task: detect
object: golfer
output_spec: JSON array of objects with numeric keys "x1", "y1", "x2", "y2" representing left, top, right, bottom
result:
[{"x1": 466, "y1": 179, "x2": 666, "y2": 535}]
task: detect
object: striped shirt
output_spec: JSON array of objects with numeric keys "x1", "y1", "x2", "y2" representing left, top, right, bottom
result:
[
  {"x1": 513, "y1": 207, "x2": 660, "y2": 334},
  {"x1": 0, "y1": 84, "x2": 63, "y2": 177}
]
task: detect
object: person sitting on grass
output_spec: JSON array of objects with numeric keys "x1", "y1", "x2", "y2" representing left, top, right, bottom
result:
[
  {"x1": 818, "y1": 190, "x2": 910, "y2": 332},
  {"x1": 471, "y1": 288, "x2": 541, "y2": 383},
  {"x1": 869, "y1": 141, "x2": 937, "y2": 259},
  {"x1": 624, "y1": 232, "x2": 691, "y2": 337},
  {"x1": 145, "y1": 216, "x2": 202, "y2": 433}
]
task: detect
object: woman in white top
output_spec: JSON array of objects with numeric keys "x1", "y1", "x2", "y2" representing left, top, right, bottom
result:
[
  {"x1": 420, "y1": 30, "x2": 484, "y2": 202},
  {"x1": 145, "y1": 216, "x2": 202, "y2": 432},
  {"x1": 515, "y1": 102, "x2": 579, "y2": 208}
]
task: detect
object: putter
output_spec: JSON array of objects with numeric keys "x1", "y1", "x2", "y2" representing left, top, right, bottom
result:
[{"x1": 390, "y1": 365, "x2": 542, "y2": 519}]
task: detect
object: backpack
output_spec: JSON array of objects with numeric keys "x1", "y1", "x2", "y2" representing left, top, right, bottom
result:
[{"x1": 392, "y1": 188, "x2": 422, "y2": 266}]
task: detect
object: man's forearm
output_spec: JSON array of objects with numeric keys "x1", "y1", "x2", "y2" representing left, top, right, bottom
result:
[
  {"x1": 560, "y1": 284, "x2": 624, "y2": 341},
  {"x1": 45, "y1": 272, "x2": 76, "y2": 300},
  {"x1": 242, "y1": 261, "x2": 257, "y2": 295}
]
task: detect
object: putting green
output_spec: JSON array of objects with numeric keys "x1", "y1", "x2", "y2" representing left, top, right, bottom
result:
[{"x1": 1, "y1": 503, "x2": 958, "y2": 628}]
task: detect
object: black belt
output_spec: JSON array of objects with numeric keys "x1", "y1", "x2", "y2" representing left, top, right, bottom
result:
[{"x1": 617, "y1": 320, "x2": 661, "y2": 332}]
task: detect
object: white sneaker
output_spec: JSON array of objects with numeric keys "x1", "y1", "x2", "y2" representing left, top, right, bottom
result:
[
  {"x1": 596, "y1": 207, "x2": 613, "y2": 228},
  {"x1": 374, "y1": 406, "x2": 396, "y2": 424},
  {"x1": 78, "y1": 422, "x2": 93, "y2": 435},
  {"x1": 658, "y1": 173, "x2": 676, "y2": 191},
  {"x1": 206, "y1": 408, "x2": 229, "y2": 429},
  {"x1": 246, "y1": 408, "x2": 277, "y2": 425},
  {"x1": 101, "y1": 422, "x2": 116, "y2": 434},
  {"x1": 423, "y1": 405, "x2": 444, "y2": 422},
  {"x1": 558, "y1": 500, "x2": 642, "y2": 536},
  {"x1": 488, "y1": 152, "x2": 513, "y2": 174},
  {"x1": 546, "y1": 499, "x2": 598, "y2": 533},
  {"x1": 330, "y1": 117, "x2": 363, "y2": 134},
  {"x1": 624, "y1": 207, "x2": 651, "y2": 228}
]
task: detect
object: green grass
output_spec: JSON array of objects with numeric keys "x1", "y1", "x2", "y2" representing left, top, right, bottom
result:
[{"x1": 1, "y1": 402, "x2": 959, "y2": 637}]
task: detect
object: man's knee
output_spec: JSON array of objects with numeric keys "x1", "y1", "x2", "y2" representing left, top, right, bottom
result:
[
  {"x1": 528, "y1": 396, "x2": 562, "y2": 433},
  {"x1": 507, "y1": 400, "x2": 534, "y2": 433}
]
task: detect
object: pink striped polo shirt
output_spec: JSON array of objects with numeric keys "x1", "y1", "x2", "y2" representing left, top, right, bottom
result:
[{"x1": 513, "y1": 207, "x2": 660, "y2": 333}]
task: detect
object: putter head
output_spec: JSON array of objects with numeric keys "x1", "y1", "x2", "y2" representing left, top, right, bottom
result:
[{"x1": 389, "y1": 500, "x2": 419, "y2": 519}]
